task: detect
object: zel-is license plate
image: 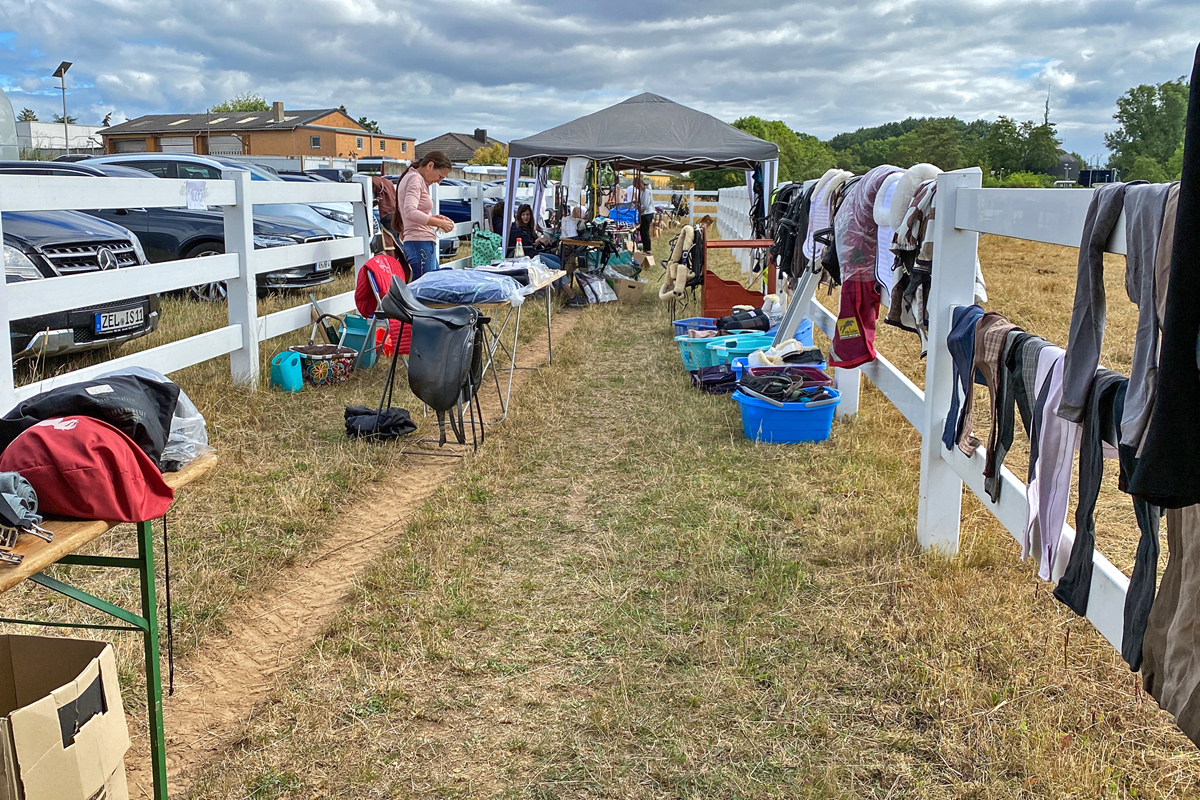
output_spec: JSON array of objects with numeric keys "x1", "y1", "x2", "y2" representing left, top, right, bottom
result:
[
  {"x1": 94, "y1": 306, "x2": 144, "y2": 334},
  {"x1": 316, "y1": 260, "x2": 331, "y2": 273}
]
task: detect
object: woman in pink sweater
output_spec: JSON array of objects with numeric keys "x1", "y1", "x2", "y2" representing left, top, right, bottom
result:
[{"x1": 398, "y1": 150, "x2": 455, "y2": 279}]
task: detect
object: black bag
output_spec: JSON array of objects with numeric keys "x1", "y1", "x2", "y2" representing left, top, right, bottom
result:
[
  {"x1": 690, "y1": 365, "x2": 738, "y2": 394},
  {"x1": 0, "y1": 374, "x2": 179, "y2": 466},
  {"x1": 717, "y1": 308, "x2": 771, "y2": 332},
  {"x1": 345, "y1": 406, "x2": 417, "y2": 441}
]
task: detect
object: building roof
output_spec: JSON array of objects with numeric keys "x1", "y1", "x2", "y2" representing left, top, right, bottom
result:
[
  {"x1": 415, "y1": 131, "x2": 506, "y2": 163},
  {"x1": 103, "y1": 109, "x2": 411, "y2": 139}
]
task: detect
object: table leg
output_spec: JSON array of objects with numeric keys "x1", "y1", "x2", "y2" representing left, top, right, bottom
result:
[
  {"x1": 546, "y1": 281, "x2": 553, "y2": 365},
  {"x1": 138, "y1": 520, "x2": 169, "y2": 800}
]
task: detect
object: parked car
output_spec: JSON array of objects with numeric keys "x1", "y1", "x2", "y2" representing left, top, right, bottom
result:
[
  {"x1": 0, "y1": 161, "x2": 337, "y2": 300},
  {"x1": 87, "y1": 154, "x2": 358, "y2": 242},
  {"x1": 277, "y1": 171, "x2": 332, "y2": 182},
  {"x1": 3, "y1": 208, "x2": 160, "y2": 358}
]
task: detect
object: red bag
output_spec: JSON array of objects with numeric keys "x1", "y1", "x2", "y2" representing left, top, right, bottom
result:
[
  {"x1": 0, "y1": 416, "x2": 174, "y2": 522},
  {"x1": 355, "y1": 254, "x2": 411, "y2": 356}
]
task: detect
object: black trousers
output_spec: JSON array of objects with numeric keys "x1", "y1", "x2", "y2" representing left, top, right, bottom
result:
[{"x1": 639, "y1": 214, "x2": 653, "y2": 252}]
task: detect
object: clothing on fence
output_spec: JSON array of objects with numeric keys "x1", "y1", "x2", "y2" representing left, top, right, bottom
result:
[
  {"x1": 1023, "y1": 346, "x2": 1079, "y2": 581},
  {"x1": 1121, "y1": 182, "x2": 1173, "y2": 449},
  {"x1": 959, "y1": 312, "x2": 1019, "y2": 457},
  {"x1": 802, "y1": 169, "x2": 849, "y2": 266},
  {"x1": 1119, "y1": 436, "x2": 1162, "y2": 672},
  {"x1": 1054, "y1": 369, "x2": 1127, "y2": 616},
  {"x1": 830, "y1": 165, "x2": 903, "y2": 369},
  {"x1": 1131, "y1": 45, "x2": 1200, "y2": 508},
  {"x1": 1141, "y1": 503, "x2": 1200, "y2": 746},
  {"x1": 982, "y1": 330, "x2": 1035, "y2": 503},
  {"x1": 1155, "y1": 182, "x2": 1180, "y2": 332},
  {"x1": 872, "y1": 172, "x2": 904, "y2": 300},
  {"x1": 941, "y1": 304, "x2": 986, "y2": 451},
  {"x1": 1057, "y1": 182, "x2": 1130, "y2": 423}
]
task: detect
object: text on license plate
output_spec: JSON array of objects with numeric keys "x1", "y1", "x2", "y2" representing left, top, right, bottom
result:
[
  {"x1": 316, "y1": 260, "x2": 331, "y2": 273},
  {"x1": 94, "y1": 306, "x2": 144, "y2": 334}
]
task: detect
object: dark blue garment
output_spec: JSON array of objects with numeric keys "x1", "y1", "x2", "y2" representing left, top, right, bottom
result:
[{"x1": 942, "y1": 304, "x2": 986, "y2": 450}]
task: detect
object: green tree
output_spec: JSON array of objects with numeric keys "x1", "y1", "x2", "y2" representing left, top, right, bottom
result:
[
  {"x1": 17, "y1": 108, "x2": 37, "y2": 122},
  {"x1": 732, "y1": 117, "x2": 835, "y2": 182},
  {"x1": 469, "y1": 142, "x2": 509, "y2": 165},
  {"x1": 1125, "y1": 154, "x2": 1170, "y2": 183},
  {"x1": 689, "y1": 170, "x2": 742, "y2": 191},
  {"x1": 212, "y1": 92, "x2": 269, "y2": 113},
  {"x1": 1105, "y1": 78, "x2": 1188, "y2": 176},
  {"x1": 356, "y1": 116, "x2": 381, "y2": 133},
  {"x1": 51, "y1": 113, "x2": 77, "y2": 124},
  {"x1": 1167, "y1": 140, "x2": 1185, "y2": 180},
  {"x1": 895, "y1": 119, "x2": 963, "y2": 170}
]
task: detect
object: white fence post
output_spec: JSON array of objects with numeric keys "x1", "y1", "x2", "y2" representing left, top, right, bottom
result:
[
  {"x1": 689, "y1": 188, "x2": 696, "y2": 226},
  {"x1": 916, "y1": 167, "x2": 983, "y2": 554},
  {"x1": 222, "y1": 169, "x2": 259, "y2": 388},
  {"x1": 350, "y1": 174, "x2": 373, "y2": 275},
  {"x1": 834, "y1": 369, "x2": 861, "y2": 418},
  {"x1": 429, "y1": 181, "x2": 440, "y2": 262},
  {"x1": 471, "y1": 182, "x2": 483, "y2": 236}
]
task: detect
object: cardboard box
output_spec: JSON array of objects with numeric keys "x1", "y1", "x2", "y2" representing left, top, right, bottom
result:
[
  {"x1": 631, "y1": 252, "x2": 656, "y2": 270},
  {"x1": 0, "y1": 636, "x2": 129, "y2": 800},
  {"x1": 609, "y1": 278, "x2": 647, "y2": 305}
]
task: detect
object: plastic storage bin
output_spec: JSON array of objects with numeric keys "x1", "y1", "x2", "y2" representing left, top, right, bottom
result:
[
  {"x1": 340, "y1": 313, "x2": 380, "y2": 368},
  {"x1": 706, "y1": 333, "x2": 776, "y2": 366},
  {"x1": 676, "y1": 334, "x2": 725, "y2": 371},
  {"x1": 672, "y1": 317, "x2": 717, "y2": 337},
  {"x1": 731, "y1": 359, "x2": 832, "y2": 386},
  {"x1": 732, "y1": 388, "x2": 841, "y2": 444}
]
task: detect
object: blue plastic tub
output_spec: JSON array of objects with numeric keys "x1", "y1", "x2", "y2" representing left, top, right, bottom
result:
[
  {"x1": 672, "y1": 317, "x2": 717, "y2": 337},
  {"x1": 732, "y1": 388, "x2": 840, "y2": 444}
]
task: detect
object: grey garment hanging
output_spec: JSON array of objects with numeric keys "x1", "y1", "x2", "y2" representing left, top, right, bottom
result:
[
  {"x1": 1057, "y1": 181, "x2": 1134, "y2": 423},
  {"x1": 0, "y1": 472, "x2": 40, "y2": 529},
  {"x1": 1120, "y1": 182, "x2": 1172, "y2": 447}
]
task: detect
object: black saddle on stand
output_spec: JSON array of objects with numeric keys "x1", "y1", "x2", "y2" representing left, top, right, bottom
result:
[{"x1": 376, "y1": 278, "x2": 487, "y2": 449}]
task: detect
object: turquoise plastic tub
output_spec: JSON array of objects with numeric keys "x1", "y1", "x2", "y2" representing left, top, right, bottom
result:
[
  {"x1": 340, "y1": 313, "x2": 379, "y2": 368},
  {"x1": 706, "y1": 333, "x2": 775, "y2": 366},
  {"x1": 676, "y1": 333, "x2": 729, "y2": 371},
  {"x1": 270, "y1": 351, "x2": 303, "y2": 392},
  {"x1": 733, "y1": 388, "x2": 840, "y2": 444}
]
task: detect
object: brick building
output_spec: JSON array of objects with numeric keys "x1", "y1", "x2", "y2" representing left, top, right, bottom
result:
[{"x1": 101, "y1": 103, "x2": 414, "y2": 160}]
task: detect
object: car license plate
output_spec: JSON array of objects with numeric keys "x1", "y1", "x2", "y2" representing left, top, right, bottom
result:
[
  {"x1": 315, "y1": 260, "x2": 331, "y2": 273},
  {"x1": 94, "y1": 306, "x2": 144, "y2": 334}
]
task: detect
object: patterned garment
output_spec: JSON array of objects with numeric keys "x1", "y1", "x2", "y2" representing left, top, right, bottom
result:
[{"x1": 959, "y1": 311, "x2": 1019, "y2": 457}]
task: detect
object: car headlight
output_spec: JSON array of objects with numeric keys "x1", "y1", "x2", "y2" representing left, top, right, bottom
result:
[
  {"x1": 130, "y1": 235, "x2": 149, "y2": 265},
  {"x1": 4, "y1": 245, "x2": 42, "y2": 280},
  {"x1": 313, "y1": 206, "x2": 353, "y2": 226},
  {"x1": 253, "y1": 234, "x2": 298, "y2": 249}
]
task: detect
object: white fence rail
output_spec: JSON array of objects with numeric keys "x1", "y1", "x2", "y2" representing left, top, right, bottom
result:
[
  {"x1": 715, "y1": 170, "x2": 1131, "y2": 653},
  {"x1": 649, "y1": 189, "x2": 718, "y2": 228},
  {"x1": 0, "y1": 171, "x2": 515, "y2": 409}
]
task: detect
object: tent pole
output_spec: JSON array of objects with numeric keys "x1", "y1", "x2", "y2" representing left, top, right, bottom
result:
[{"x1": 502, "y1": 157, "x2": 521, "y2": 253}]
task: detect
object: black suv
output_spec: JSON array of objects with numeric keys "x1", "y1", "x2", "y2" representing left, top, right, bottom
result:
[
  {"x1": 0, "y1": 161, "x2": 336, "y2": 300},
  {"x1": 5, "y1": 209, "x2": 160, "y2": 358}
]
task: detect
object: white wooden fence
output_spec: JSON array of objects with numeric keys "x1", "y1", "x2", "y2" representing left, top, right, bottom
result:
[
  {"x1": 650, "y1": 189, "x2": 719, "y2": 227},
  {"x1": 0, "y1": 173, "x2": 500, "y2": 411},
  {"x1": 715, "y1": 169, "x2": 1131, "y2": 653}
]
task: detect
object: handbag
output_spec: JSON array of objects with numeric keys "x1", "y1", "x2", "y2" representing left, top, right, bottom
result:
[
  {"x1": 471, "y1": 225, "x2": 503, "y2": 267},
  {"x1": 289, "y1": 315, "x2": 357, "y2": 387}
]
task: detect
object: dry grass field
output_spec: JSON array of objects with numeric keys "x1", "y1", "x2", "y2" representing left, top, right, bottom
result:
[{"x1": 0, "y1": 231, "x2": 1191, "y2": 798}]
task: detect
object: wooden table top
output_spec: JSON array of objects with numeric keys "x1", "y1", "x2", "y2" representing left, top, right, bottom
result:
[{"x1": 0, "y1": 451, "x2": 219, "y2": 593}]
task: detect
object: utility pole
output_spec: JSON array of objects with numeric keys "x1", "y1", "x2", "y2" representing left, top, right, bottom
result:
[{"x1": 53, "y1": 61, "x2": 72, "y2": 155}]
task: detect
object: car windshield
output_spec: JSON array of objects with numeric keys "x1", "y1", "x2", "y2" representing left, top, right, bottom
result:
[{"x1": 215, "y1": 160, "x2": 280, "y2": 182}]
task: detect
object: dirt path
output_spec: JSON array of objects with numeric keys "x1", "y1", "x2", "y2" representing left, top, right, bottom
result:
[{"x1": 124, "y1": 308, "x2": 582, "y2": 799}]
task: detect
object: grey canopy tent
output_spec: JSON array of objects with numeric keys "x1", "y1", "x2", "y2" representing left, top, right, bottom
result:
[{"x1": 501, "y1": 93, "x2": 779, "y2": 250}]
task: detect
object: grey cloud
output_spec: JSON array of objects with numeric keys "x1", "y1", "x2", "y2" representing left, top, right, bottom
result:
[{"x1": 0, "y1": 0, "x2": 1196, "y2": 158}]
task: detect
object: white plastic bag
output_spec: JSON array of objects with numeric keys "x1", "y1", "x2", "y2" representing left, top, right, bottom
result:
[{"x1": 98, "y1": 366, "x2": 213, "y2": 470}]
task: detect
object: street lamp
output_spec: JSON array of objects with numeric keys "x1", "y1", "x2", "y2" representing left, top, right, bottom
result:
[{"x1": 52, "y1": 61, "x2": 71, "y2": 155}]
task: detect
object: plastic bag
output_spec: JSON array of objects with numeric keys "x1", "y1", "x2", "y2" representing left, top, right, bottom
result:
[
  {"x1": 409, "y1": 269, "x2": 524, "y2": 306},
  {"x1": 98, "y1": 366, "x2": 213, "y2": 471},
  {"x1": 575, "y1": 272, "x2": 617, "y2": 304}
]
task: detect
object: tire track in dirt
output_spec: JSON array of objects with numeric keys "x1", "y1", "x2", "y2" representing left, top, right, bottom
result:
[{"x1": 124, "y1": 308, "x2": 583, "y2": 799}]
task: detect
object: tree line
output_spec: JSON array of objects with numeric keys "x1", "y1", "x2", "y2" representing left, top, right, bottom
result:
[{"x1": 695, "y1": 76, "x2": 1189, "y2": 190}]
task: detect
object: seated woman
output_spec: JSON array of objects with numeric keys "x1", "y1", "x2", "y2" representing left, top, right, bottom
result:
[{"x1": 507, "y1": 203, "x2": 563, "y2": 271}]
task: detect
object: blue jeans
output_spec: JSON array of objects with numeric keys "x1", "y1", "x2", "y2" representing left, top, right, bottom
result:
[{"x1": 403, "y1": 240, "x2": 437, "y2": 280}]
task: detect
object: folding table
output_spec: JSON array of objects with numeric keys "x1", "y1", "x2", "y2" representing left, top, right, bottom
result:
[
  {"x1": 425, "y1": 269, "x2": 565, "y2": 424},
  {"x1": 0, "y1": 451, "x2": 219, "y2": 800}
]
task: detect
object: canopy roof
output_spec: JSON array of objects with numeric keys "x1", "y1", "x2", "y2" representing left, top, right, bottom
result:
[{"x1": 507, "y1": 93, "x2": 778, "y2": 171}]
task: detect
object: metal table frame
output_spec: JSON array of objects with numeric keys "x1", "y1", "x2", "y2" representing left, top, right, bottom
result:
[{"x1": 0, "y1": 452, "x2": 217, "y2": 800}]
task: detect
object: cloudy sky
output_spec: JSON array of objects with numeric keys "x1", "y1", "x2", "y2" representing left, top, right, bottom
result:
[{"x1": 0, "y1": 0, "x2": 1197, "y2": 162}]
